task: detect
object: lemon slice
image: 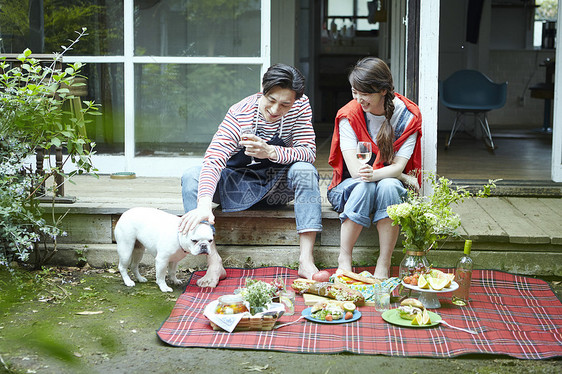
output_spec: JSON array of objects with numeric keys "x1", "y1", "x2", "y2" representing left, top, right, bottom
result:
[
  {"x1": 444, "y1": 273, "x2": 455, "y2": 288},
  {"x1": 430, "y1": 269, "x2": 445, "y2": 278},
  {"x1": 418, "y1": 274, "x2": 430, "y2": 289},
  {"x1": 427, "y1": 277, "x2": 448, "y2": 291},
  {"x1": 411, "y1": 310, "x2": 431, "y2": 325},
  {"x1": 343, "y1": 302, "x2": 356, "y2": 312},
  {"x1": 411, "y1": 312, "x2": 423, "y2": 325},
  {"x1": 421, "y1": 309, "x2": 431, "y2": 325}
]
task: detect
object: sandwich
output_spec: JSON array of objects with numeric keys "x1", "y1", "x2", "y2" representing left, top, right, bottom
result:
[
  {"x1": 291, "y1": 278, "x2": 365, "y2": 303},
  {"x1": 398, "y1": 298, "x2": 425, "y2": 320},
  {"x1": 333, "y1": 269, "x2": 381, "y2": 286}
]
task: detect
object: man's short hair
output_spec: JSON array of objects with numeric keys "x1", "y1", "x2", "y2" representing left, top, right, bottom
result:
[{"x1": 262, "y1": 63, "x2": 305, "y2": 100}]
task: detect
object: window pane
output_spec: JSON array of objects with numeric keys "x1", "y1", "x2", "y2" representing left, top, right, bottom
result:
[
  {"x1": 134, "y1": 64, "x2": 261, "y2": 155},
  {"x1": 76, "y1": 63, "x2": 125, "y2": 154},
  {"x1": 134, "y1": 0, "x2": 261, "y2": 57},
  {"x1": 535, "y1": 0, "x2": 558, "y2": 21},
  {"x1": 0, "y1": 0, "x2": 124, "y2": 55},
  {"x1": 357, "y1": 0, "x2": 378, "y2": 31},
  {"x1": 328, "y1": 0, "x2": 352, "y2": 16}
]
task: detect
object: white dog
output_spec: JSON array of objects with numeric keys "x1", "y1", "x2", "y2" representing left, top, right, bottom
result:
[{"x1": 115, "y1": 207, "x2": 214, "y2": 292}]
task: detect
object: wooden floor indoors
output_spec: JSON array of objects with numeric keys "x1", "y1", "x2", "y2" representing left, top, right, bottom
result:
[{"x1": 436, "y1": 128, "x2": 552, "y2": 180}]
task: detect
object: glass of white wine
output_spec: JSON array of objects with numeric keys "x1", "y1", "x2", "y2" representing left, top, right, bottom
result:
[
  {"x1": 356, "y1": 141, "x2": 372, "y2": 165},
  {"x1": 240, "y1": 125, "x2": 261, "y2": 166}
]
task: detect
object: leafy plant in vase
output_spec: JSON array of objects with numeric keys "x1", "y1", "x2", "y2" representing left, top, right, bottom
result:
[{"x1": 387, "y1": 173, "x2": 497, "y2": 280}]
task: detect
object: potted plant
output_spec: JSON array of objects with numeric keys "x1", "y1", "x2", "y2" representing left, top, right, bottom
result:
[
  {"x1": 239, "y1": 278, "x2": 277, "y2": 315},
  {"x1": 387, "y1": 173, "x2": 497, "y2": 278}
]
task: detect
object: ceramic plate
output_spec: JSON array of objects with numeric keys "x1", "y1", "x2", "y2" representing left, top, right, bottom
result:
[
  {"x1": 381, "y1": 308, "x2": 442, "y2": 328},
  {"x1": 402, "y1": 280, "x2": 459, "y2": 293},
  {"x1": 302, "y1": 307, "x2": 362, "y2": 324}
]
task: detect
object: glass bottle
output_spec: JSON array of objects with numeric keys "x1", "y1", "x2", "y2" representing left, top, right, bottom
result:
[
  {"x1": 398, "y1": 249, "x2": 430, "y2": 297},
  {"x1": 399, "y1": 249, "x2": 430, "y2": 278},
  {"x1": 452, "y1": 240, "x2": 473, "y2": 306}
]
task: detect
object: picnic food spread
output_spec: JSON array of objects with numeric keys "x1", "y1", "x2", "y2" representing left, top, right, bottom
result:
[{"x1": 205, "y1": 268, "x2": 454, "y2": 331}]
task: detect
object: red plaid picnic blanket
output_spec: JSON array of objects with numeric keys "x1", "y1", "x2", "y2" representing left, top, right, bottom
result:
[{"x1": 157, "y1": 267, "x2": 562, "y2": 359}]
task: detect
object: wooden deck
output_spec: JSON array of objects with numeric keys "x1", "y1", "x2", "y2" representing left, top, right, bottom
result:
[{"x1": 42, "y1": 174, "x2": 562, "y2": 276}]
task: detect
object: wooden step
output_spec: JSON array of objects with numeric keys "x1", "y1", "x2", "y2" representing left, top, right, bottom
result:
[{"x1": 39, "y1": 175, "x2": 562, "y2": 277}]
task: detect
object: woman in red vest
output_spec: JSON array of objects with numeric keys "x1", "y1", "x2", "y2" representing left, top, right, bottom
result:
[{"x1": 327, "y1": 57, "x2": 422, "y2": 279}]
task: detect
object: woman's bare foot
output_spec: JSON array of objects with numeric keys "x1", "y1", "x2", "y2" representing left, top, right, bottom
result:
[
  {"x1": 298, "y1": 261, "x2": 319, "y2": 280},
  {"x1": 373, "y1": 262, "x2": 390, "y2": 280},
  {"x1": 337, "y1": 251, "x2": 353, "y2": 272}
]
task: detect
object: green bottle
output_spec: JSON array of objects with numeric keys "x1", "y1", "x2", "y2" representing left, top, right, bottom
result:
[{"x1": 452, "y1": 240, "x2": 473, "y2": 306}]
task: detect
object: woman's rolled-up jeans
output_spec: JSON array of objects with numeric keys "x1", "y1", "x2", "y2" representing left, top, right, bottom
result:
[{"x1": 327, "y1": 177, "x2": 407, "y2": 228}]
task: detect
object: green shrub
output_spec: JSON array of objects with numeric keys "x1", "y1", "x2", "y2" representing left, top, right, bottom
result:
[{"x1": 0, "y1": 28, "x2": 98, "y2": 267}]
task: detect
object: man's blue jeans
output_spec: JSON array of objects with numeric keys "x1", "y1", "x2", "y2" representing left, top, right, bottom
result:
[{"x1": 181, "y1": 161, "x2": 323, "y2": 233}]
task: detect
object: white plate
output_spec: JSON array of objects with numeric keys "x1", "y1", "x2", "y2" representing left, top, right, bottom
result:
[{"x1": 402, "y1": 280, "x2": 459, "y2": 293}]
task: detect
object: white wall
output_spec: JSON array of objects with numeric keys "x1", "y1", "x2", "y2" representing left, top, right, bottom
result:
[
  {"x1": 488, "y1": 49, "x2": 555, "y2": 126},
  {"x1": 438, "y1": 0, "x2": 556, "y2": 130}
]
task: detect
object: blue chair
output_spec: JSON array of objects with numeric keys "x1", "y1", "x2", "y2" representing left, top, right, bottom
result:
[{"x1": 439, "y1": 70, "x2": 507, "y2": 150}]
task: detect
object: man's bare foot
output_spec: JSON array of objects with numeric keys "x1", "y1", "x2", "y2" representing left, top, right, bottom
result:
[
  {"x1": 298, "y1": 262, "x2": 319, "y2": 280},
  {"x1": 196, "y1": 266, "x2": 227, "y2": 288},
  {"x1": 196, "y1": 242, "x2": 226, "y2": 288}
]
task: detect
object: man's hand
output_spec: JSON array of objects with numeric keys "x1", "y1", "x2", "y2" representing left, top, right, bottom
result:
[
  {"x1": 179, "y1": 206, "x2": 215, "y2": 235},
  {"x1": 240, "y1": 134, "x2": 277, "y2": 161}
]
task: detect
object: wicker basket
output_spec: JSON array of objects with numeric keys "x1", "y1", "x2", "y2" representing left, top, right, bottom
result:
[{"x1": 210, "y1": 315, "x2": 278, "y2": 332}]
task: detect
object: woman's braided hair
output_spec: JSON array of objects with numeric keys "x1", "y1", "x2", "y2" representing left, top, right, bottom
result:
[{"x1": 348, "y1": 57, "x2": 395, "y2": 164}]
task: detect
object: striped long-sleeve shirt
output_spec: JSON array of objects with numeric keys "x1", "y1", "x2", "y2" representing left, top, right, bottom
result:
[{"x1": 198, "y1": 93, "x2": 316, "y2": 201}]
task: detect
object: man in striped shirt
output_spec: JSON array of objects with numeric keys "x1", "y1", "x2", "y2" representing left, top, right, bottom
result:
[{"x1": 179, "y1": 64, "x2": 323, "y2": 288}]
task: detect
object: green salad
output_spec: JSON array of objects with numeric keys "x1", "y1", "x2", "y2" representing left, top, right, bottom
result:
[{"x1": 311, "y1": 303, "x2": 344, "y2": 321}]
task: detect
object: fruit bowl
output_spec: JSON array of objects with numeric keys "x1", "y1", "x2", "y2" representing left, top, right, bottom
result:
[{"x1": 402, "y1": 280, "x2": 459, "y2": 309}]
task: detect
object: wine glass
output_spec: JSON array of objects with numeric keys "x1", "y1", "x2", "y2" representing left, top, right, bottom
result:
[
  {"x1": 356, "y1": 141, "x2": 372, "y2": 165},
  {"x1": 240, "y1": 125, "x2": 261, "y2": 166}
]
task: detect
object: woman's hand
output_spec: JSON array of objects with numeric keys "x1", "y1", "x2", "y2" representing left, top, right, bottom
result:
[
  {"x1": 240, "y1": 134, "x2": 277, "y2": 161},
  {"x1": 345, "y1": 152, "x2": 411, "y2": 183},
  {"x1": 357, "y1": 164, "x2": 374, "y2": 182},
  {"x1": 398, "y1": 173, "x2": 420, "y2": 193}
]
